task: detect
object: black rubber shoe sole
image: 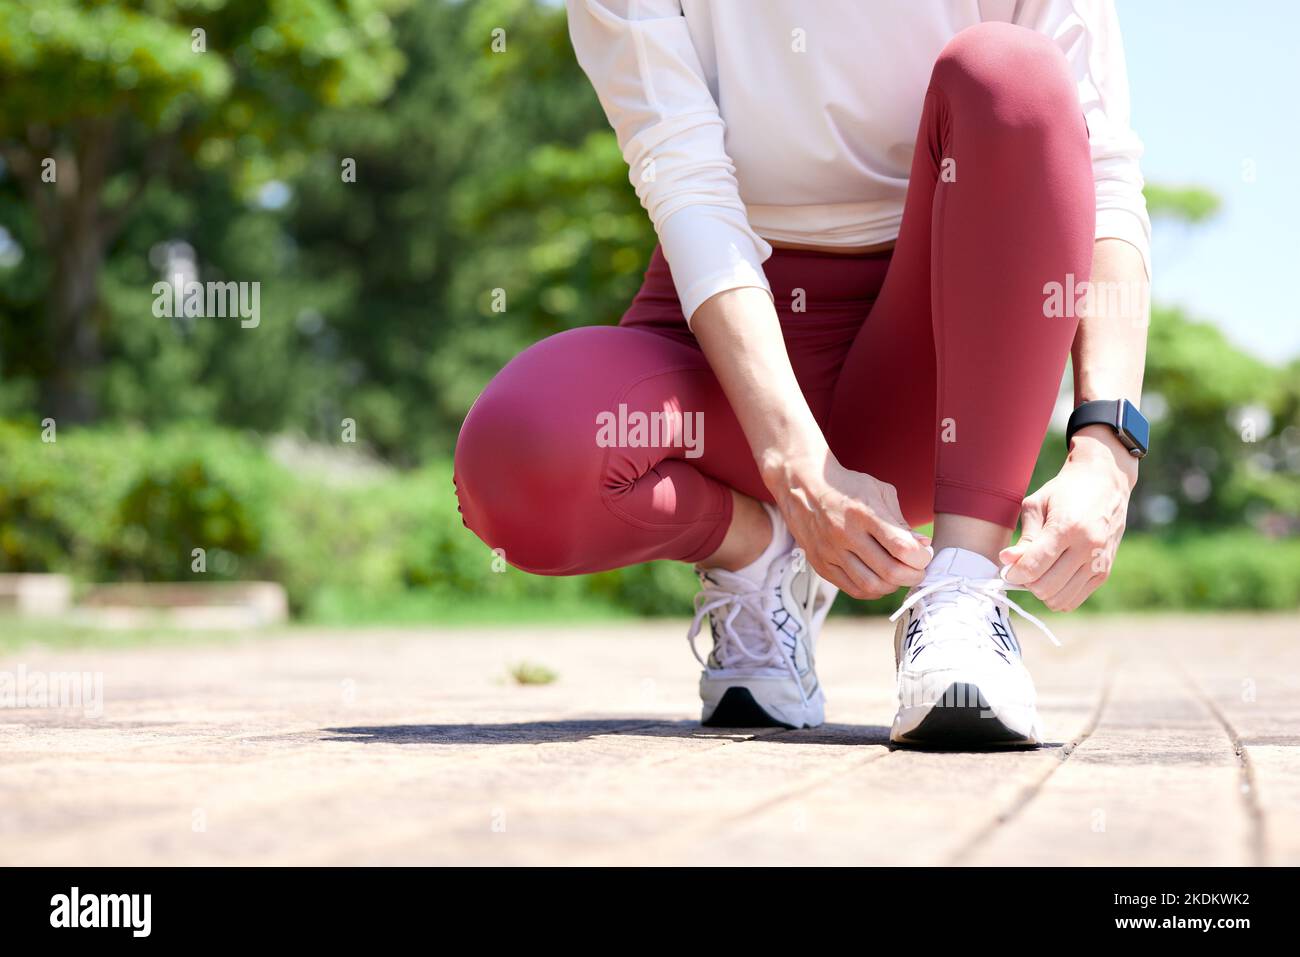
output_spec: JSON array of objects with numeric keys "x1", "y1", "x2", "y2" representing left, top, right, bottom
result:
[
  {"x1": 701, "y1": 687, "x2": 796, "y2": 730},
  {"x1": 892, "y1": 682, "x2": 1038, "y2": 749}
]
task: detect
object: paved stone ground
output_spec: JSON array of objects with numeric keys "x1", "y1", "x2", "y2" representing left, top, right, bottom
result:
[{"x1": 0, "y1": 614, "x2": 1295, "y2": 866}]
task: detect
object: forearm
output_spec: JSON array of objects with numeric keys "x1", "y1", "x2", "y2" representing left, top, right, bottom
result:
[
  {"x1": 690, "y1": 287, "x2": 828, "y2": 488},
  {"x1": 1069, "y1": 238, "x2": 1150, "y2": 485},
  {"x1": 1073, "y1": 238, "x2": 1148, "y2": 404},
  {"x1": 691, "y1": 286, "x2": 930, "y2": 588}
]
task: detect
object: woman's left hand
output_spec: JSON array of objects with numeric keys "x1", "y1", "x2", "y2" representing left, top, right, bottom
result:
[{"x1": 998, "y1": 426, "x2": 1139, "y2": 611}]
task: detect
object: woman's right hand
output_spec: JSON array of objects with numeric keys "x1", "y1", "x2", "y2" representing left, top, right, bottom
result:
[
  {"x1": 689, "y1": 287, "x2": 930, "y2": 598},
  {"x1": 763, "y1": 450, "x2": 932, "y2": 599}
]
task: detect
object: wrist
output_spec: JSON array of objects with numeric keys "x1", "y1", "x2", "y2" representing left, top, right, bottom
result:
[
  {"x1": 1068, "y1": 424, "x2": 1139, "y2": 489},
  {"x1": 757, "y1": 436, "x2": 834, "y2": 497}
]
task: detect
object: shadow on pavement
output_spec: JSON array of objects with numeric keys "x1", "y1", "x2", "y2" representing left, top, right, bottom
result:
[{"x1": 322, "y1": 719, "x2": 892, "y2": 746}]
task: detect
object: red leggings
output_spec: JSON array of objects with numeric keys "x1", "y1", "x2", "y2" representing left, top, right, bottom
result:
[{"x1": 454, "y1": 23, "x2": 1095, "y2": 575}]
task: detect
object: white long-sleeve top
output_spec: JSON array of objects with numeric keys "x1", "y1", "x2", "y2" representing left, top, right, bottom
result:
[{"x1": 566, "y1": 0, "x2": 1151, "y2": 323}]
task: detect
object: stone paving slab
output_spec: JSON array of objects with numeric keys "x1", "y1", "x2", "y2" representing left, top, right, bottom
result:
[{"x1": 0, "y1": 614, "x2": 1294, "y2": 865}]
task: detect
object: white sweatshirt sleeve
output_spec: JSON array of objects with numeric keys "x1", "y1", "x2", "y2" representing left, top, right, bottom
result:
[
  {"x1": 565, "y1": 0, "x2": 772, "y2": 325},
  {"x1": 1012, "y1": 0, "x2": 1153, "y2": 278}
]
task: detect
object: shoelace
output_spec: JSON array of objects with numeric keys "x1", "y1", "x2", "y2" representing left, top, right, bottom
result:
[
  {"x1": 686, "y1": 549, "x2": 811, "y2": 703},
  {"x1": 888, "y1": 574, "x2": 1061, "y2": 652}
]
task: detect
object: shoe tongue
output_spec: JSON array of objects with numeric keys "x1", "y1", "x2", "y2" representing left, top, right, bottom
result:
[{"x1": 924, "y1": 547, "x2": 998, "y2": 582}]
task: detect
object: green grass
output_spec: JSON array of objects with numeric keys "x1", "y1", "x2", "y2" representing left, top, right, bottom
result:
[
  {"x1": 508, "y1": 661, "x2": 559, "y2": 685},
  {"x1": 0, "y1": 614, "x2": 256, "y2": 653},
  {"x1": 302, "y1": 587, "x2": 638, "y2": 626},
  {"x1": 0, "y1": 600, "x2": 632, "y2": 655}
]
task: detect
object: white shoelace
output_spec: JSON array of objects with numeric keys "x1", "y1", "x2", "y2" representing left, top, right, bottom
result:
[
  {"x1": 888, "y1": 574, "x2": 1061, "y2": 652},
  {"x1": 686, "y1": 550, "x2": 809, "y2": 700}
]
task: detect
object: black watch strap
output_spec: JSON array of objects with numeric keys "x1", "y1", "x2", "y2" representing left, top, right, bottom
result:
[{"x1": 1066, "y1": 399, "x2": 1150, "y2": 458}]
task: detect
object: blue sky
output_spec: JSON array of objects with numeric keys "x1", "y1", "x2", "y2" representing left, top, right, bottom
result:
[{"x1": 1120, "y1": 0, "x2": 1300, "y2": 361}]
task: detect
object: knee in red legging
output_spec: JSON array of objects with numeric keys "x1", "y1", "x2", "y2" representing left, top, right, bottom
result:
[
  {"x1": 454, "y1": 326, "x2": 740, "y2": 576},
  {"x1": 453, "y1": 343, "x2": 604, "y2": 576},
  {"x1": 929, "y1": 21, "x2": 1084, "y2": 140}
]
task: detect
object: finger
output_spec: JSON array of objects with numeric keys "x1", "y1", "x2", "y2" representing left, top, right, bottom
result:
[
  {"x1": 813, "y1": 558, "x2": 859, "y2": 598},
  {"x1": 863, "y1": 487, "x2": 933, "y2": 570},
  {"x1": 999, "y1": 498, "x2": 1045, "y2": 567},
  {"x1": 822, "y1": 559, "x2": 885, "y2": 601},
  {"x1": 851, "y1": 535, "x2": 925, "y2": 588},
  {"x1": 837, "y1": 551, "x2": 893, "y2": 599},
  {"x1": 1002, "y1": 523, "x2": 1067, "y2": 585},
  {"x1": 866, "y1": 513, "x2": 932, "y2": 569},
  {"x1": 1050, "y1": 567, "x2": 1104, "y2": 612},
  {"x1": 1023, "y1": 544, "x2": 1089, "y2": 602}
]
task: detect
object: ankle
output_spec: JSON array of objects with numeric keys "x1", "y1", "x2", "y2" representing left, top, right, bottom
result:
[
  {"x1": 699, "y1": 492, "x2": 773, "y2": 572},
  {"x1": 930, "y1": 513, "x2": 1012, "y2": 567}
]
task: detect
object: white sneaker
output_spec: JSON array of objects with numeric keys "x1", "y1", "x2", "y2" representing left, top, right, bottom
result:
[
  {"x1": 687, "y1": 541, "x2": 837, "y2": 730},
  {"x1": 888, "y1": 547, "x2": 1059, "y2": 748}
]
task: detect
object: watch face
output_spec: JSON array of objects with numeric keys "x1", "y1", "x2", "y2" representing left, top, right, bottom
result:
[{"x1": 1119, "y1": 400, "x2": 1150, "y2": 453}]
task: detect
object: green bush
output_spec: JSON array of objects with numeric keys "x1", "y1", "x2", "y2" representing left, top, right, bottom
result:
[
  {"x1": 0, "y1": 422, "x2": 1295, "y2": 622},
  {"x1": 103, "y1": 460, "x2": 263, "y2": 581},
  {"x1": 0, "y1": 422, "x2": 138, "y2": 574},
  {"x1": 1089, "y1": 532, "x2": 1300, "y2": 611}
]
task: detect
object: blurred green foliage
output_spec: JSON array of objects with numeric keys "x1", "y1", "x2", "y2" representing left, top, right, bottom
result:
[
  {"x1": 1, "y1": 0, "x2": 653, "y2": 459},
  {"x1": 0, "y1": 0, "x2": 409, "y2": 422},
  {"x1": 105, "y1": 458, "x2": 262, "y2": 581},
  {"x1": 0, "y1": 1, "x2": 1295, "y2": 619},
  {"x1": 0, "y1": 425, "x2": 1296, "y2": 619},
  {"x1": 1143, "y1": 184, "x2": 1222, "y2": 223},
  {"x1": 1025, "y1": 307, "x2": 1300, "y2": 537}
]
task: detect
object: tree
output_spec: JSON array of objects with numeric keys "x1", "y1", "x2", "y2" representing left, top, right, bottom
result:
[
  {"x1": 288, "y1": 0, "x2": 651, "y2": 459},
  {"x1": 1144, "y1": 184, "x2": 1221, "y2": 223},
  {"x1": 0, "y1": 0, "x2": 406, "y2": 421}
]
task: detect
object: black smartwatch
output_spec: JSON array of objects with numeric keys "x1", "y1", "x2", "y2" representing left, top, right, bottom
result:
[{"x1": 1065, "y1": 399, "x2": 1150, "y2": 458}]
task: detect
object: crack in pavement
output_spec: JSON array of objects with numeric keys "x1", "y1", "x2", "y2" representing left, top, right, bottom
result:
[
  {"x1": 1177, "y1": 667, "x2": 1269, "y2": 867},
  {"x1": 945, "y1": 651, "x2": 1118, "y2": 866}
]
